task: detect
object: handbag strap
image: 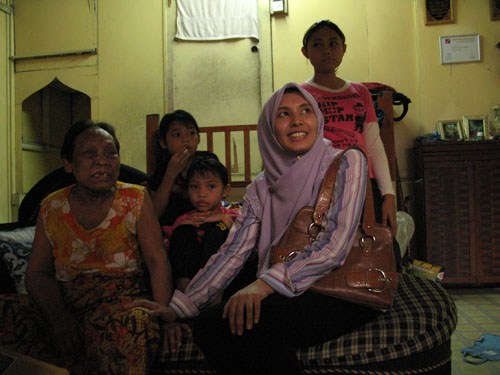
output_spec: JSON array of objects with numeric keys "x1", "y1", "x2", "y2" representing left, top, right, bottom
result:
[{"x1": 312, "y1": 147, "x2": 375, "y2": 238}]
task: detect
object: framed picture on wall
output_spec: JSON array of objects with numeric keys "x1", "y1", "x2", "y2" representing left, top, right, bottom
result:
[
  {"x1": 437, "y1": 120, "x2": 463, "y2": 140},
  {"x1": 425, "y1": 0, "x2": 455, "y2": 25},
  {"x1": 462, "y1": 115, "x2": 488, "y2": 140},
  {"x1": 491, "y1": 0, "x2": 500, "y2": 20},
  {"x1": 439, "y1": 34, "x2": 481, "y2": 64}
]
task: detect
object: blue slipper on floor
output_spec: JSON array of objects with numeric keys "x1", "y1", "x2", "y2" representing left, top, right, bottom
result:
[{"x1": 461, "y1": 334, "x2": 500, "y2": 364}]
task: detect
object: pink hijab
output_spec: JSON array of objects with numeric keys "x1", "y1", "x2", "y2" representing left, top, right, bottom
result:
[{"x1": 246, "y1": 82, "x2": 336, "y2": 271}]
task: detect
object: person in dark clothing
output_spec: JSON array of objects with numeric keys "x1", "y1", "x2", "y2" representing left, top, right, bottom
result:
[{"x1": 147, "y1": 109, "x2": 217, "y2": 227}]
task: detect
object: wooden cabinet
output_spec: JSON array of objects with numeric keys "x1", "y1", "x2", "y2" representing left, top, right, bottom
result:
[{"x1": 414, "y1": 141, "x2": 500, "y2": 284}]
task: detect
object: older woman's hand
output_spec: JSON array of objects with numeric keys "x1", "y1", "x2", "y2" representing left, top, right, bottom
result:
[
  {"x1": 127, "y1": 298, "x2": 177, "y2": 322},
  {"x1": 223, "y1": 279, "x2": 274, "y2": 336},
  {"x1": 127, "y1": 299, "x2": 190, "y2": 353}
]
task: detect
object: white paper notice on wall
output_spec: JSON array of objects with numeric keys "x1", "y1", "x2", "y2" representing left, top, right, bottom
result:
[{"x1": 440, "y1": 34, "x2": 481, "y2": 64}]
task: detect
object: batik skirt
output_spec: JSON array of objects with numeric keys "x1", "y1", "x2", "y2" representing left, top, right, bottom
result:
[{"x1": 0, "y1": 272, "x2": 161, "y2": 375}]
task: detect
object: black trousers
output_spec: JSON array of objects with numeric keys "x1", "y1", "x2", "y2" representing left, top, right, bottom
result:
[
  {"x1": 169, "y1": 222, "x2": 229, "y2": 280},
  {"x1": 193, "y1": 291, "x2": 379, "y2": 375}
]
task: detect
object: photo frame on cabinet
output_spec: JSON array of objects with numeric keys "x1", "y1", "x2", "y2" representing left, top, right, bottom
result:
[
  {"x1": 491, "y1": 0, "x2": 500, "y2": 20},
  {"x1": 425, "y1": 0, "x2": 455, "y2": 25},
  {"x1": 437, "y1": 120, "x2": 463, "y2": 140},
  {"x1": 462, "y1": 115, "x2": 488, "y2": 140}
]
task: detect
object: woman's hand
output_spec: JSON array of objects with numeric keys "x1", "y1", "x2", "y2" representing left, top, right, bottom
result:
[
  {"x1": 223, "y1": 279, "x2": 274, "y2": 336},
  {"x1": 382, "y1": 194, "x2": 397, "y2": 234}
]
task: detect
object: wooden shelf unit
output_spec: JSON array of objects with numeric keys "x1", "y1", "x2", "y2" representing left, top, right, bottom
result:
[{"x1": 414, "y1": 140, "x2": 500, "y2": 284}]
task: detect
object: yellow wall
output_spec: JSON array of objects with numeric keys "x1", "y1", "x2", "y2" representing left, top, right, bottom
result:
[
  {"x1": 96, "y1": 0, "x2": 165, "y2": 168},
  {"x1": 14, "y1": 0, "x2": 96, "y2": 56},
  {"x1": 272, "y1": 0, "x2": 419, "y2": 182},
  {"x1": 2, "y1": 0, "x2": 500, "y2": 220},
  {"x1": 14, "y1": 60, "x2": 99, "y2": 192},
  {"x1": 415, "y1": 0, "x2": 500, "y2": 129},
  {"x1": 0, "y1": 1, "x2": 12, "y2": 223},
  {"x1": 271, "y1": 0, "x2": 500, "y2": 196},
  {"x1": 11, "y1": 0, "x2": 165, "y2": 210}
]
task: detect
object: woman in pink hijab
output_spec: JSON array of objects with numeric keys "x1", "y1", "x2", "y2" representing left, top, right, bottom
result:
[{"x1": 133, "y1": 83, "x2": 378, "y2": 374}]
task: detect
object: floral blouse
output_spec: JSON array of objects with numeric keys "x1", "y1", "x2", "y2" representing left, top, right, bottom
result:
[{"x1": 41, "y1": 182, "x2": 145, "y2": 281}]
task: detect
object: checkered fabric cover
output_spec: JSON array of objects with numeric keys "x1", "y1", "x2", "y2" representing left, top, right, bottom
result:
[{"x1": 157, "y1": 273, "x2": 457, "y2": 368}]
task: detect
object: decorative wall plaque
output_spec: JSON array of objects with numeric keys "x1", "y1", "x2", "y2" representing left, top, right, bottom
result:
[
  {"x1": 491, "y1": 0, "x2": 500, "y2": 21},
  {"x1": 425, "y1": 0, "x2": 454, "y2": 25}
]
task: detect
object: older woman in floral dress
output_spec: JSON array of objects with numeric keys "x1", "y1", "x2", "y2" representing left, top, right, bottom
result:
[{"x1": 0, "y1": 120, "x2": 173, "y2": 375}]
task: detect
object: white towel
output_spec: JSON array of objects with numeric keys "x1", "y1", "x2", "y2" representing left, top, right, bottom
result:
[{"x1": 176, "y1": 0, "x2": 259, "y2": 41}]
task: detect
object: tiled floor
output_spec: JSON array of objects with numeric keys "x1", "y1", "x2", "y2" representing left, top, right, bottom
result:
[{"x1": 447, "y1": 287, "x2": 500, "y2": 375}]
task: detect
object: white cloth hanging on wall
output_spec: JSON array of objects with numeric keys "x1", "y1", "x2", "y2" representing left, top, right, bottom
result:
[{"x1": 176, "y1": 0, "x2": 259, "y2": 41}]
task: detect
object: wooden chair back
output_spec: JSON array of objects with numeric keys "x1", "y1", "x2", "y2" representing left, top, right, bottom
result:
[{"x1": 146, "y1": 114, "x2": 257, "y2": 187}]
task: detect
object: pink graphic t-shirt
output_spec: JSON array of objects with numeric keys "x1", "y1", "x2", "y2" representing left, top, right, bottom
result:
[{"x1": 301, "y1": 81, "x2": 377, "y2": 149}]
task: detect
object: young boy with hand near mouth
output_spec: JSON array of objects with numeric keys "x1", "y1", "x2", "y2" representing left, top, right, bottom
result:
[{"x1": 163, "y1": 156, "x2": 239, "y2": 292}]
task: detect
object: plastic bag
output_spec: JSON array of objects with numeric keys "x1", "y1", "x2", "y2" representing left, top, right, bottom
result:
[{"x1": 395, "y1": 211, "x2": 414, "y2": 258}]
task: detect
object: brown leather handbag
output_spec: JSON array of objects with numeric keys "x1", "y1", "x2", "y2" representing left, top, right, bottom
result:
[{"x1": 270, "y1": 148, "x2": 398, "y2": 311}]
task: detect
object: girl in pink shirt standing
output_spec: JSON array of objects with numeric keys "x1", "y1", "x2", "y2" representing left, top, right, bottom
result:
[{"x1": 301, "y1": 20, "x2": 397, "y2": 233}]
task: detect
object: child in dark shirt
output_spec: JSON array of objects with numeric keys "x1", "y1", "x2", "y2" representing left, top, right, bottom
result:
[
  {"x1": 148, "y1": 109, "x2": 217, "y2": 227},
  {"x1": 165, "y1": 157, "x2": 239, "y2": 292}
]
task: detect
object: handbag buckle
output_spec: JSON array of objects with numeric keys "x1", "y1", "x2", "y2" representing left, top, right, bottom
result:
[
  {"x1": 308, "y1": 223, "x2": 322, "y2": 243},
  {"x1": 284, "y1": 251, "x2": 300, "y2": 262},
  {"x1": 359, "y1": 235, "x2": 376, "y2": 248},
  {"x1": 367, "y1": 268, "x2": 390, "y2": 293}
]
